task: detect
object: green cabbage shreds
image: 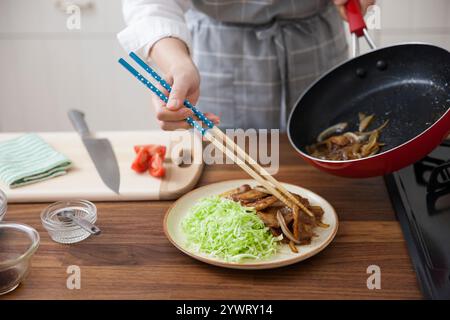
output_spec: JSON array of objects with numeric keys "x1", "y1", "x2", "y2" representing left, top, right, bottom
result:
[{"x1": 182, "y1": 196, "x2": 280, "y2": 262}]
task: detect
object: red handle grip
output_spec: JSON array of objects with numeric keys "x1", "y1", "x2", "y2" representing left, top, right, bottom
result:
[{"x1": 345, "y1": 0, "x2": 366, "y2": 37}]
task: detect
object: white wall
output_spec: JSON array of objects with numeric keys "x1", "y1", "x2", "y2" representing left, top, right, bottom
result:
[
  {"x1": 362, "y1": 0, "x2": 450, "y2": 53},
  {"x1": 0, "y1": 0, "x2": 158, "y2": 132},
  {"x1": 0, "y1": 0, "x2": 449, "y2": 132}
]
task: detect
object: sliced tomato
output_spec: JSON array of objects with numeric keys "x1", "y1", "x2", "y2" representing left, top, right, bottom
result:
[
  {"x1": 131, "y1": 147, "x2": 149, "y2": 173},
  {"x1": 134, "y1": 144, "x2": 166, "y2": 158},
  {"x1": 149, "y1": 153, "x2": 166, "y2": 178}
]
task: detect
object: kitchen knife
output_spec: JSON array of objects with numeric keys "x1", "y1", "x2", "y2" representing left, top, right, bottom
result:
[{"x1": 68, "y1": 109, "x2": 120, "y2": 194}]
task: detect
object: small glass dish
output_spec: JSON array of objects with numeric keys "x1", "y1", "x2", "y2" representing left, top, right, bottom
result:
[
  {"x1": 0, "y1": 189, "x2": 6, "y2": 221},
  {"x1": 0, "y1": 222, "x2": 40, "y2": 295},
  {"x1": 41, "y1": 200, "x2": 97, "y2": 244}
]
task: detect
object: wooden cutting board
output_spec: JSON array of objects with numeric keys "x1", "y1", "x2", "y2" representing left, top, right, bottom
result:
[{"x1": 0, "y1": 131, "x2": 204, "y2": 203}]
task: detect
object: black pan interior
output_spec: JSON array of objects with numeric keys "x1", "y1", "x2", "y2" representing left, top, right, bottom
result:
[{"x1": 288, "y1": 44, "x2": 450, "y2": 153}]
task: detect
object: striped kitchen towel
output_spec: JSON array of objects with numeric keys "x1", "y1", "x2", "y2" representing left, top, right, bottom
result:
[{"x1": 0, "y1": 133, "x2": 72, "y2": 188}]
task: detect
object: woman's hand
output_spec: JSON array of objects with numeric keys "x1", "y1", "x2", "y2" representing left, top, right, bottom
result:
[
  {"x1": 333, "y1": 0, "x2": 376, "y2": 21},
  {"x1": 149, "y1": 37, "x2": 220, "y2": 130}
]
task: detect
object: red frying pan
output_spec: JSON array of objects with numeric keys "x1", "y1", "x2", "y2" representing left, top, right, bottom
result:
[{"x1": 287, "y1": 0, "x2": 450, "y2": 178}]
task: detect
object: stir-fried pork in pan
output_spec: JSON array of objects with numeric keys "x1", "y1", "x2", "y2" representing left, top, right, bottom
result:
[
  {"x1": 306, "y1": 113, "x2": 389, "y2": 161},
  {"x1": 220, "y1": 184, "x2": 328, "y2": 253}
]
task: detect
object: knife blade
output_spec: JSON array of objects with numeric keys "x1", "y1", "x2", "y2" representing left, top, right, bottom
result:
[{"x1": 68, "y1": 109, "x2": 120, "y2": 194}]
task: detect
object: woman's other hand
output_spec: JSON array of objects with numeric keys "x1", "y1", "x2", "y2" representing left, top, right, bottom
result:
[{"x1": 333, "y1": 0, "x2": 376, "y2": 21}]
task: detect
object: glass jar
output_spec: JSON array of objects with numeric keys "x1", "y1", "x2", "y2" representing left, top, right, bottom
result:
[
  {"x1": 0, "y1": 222, "x2": 40, "y2": 295},
  {"x1": 41, "y1": 200, "x2": 97, "y2": 244}
]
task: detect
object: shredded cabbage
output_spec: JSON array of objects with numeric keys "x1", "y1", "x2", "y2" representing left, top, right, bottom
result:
[{"x1": 182, "y1": 196, "x2": 280, "y2": 262}]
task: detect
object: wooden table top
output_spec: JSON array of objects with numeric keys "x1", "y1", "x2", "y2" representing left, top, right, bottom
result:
[{"x1": 2, "y1": 135, "x2": 422, "y2": 300}]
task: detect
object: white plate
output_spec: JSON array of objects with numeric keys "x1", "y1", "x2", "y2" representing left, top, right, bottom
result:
[{"x1": 164, "y1": 179, "x2": 338, "y2": 270}]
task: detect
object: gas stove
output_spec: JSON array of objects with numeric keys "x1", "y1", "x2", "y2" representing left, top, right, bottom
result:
[{"x1": 385, "y1": 140, "x2": 450, "y2": 299}]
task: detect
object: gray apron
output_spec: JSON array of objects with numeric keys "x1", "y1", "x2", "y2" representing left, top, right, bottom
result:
[{"x1": 187, "y1": 0, "x2": 348, "y2": 131}]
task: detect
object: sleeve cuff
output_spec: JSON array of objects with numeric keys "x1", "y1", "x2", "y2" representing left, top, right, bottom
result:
[{"x1": 117, "y1": 17, "x2": 192, "y2": 58}]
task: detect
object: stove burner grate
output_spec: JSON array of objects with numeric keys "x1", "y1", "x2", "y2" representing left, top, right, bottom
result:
[{"x1": 385, "y1": 140, "x2": 450, "y2": 299}]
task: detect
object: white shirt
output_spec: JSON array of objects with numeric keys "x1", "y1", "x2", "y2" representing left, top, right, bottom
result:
[{"x1": 117, "y1": 0, "x2": 193, "y2": 57}]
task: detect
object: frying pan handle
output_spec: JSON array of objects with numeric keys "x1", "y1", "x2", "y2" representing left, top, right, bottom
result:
[{"x1": 345, "y1": 0, "x2": 366, "y2": 37}]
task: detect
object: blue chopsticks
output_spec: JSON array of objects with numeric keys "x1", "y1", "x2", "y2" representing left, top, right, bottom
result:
[
  {"x1": 118, "y1": 54, "x2": 313, "y2": 220},
  {"x1": 118, "y1": 52, "x2": 214, "y2": 135}
]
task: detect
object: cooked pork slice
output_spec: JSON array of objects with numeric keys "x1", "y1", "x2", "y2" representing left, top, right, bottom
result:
[
  {"x1": 253, "y1": 186, "x2": 271, "y2": 194},
  {"x1": 220, "y1": 184, "x2": 251, "y2": 198},
  {"x1": 232, "y1": 189, "x2": 268, "y2": 202},
  {"x1": 299, "y1": 223, "x2": 314, "y2": 241},
  {"x1": 270, "y1": 227, "x2": 282, "y2": 237},
  {"x1": 295, "y1": 194, "x2": 310, "y2": 206},
  {"x1": 271, "y1": 200, "x2": 286, "y2": 207},
  {"x1": 277, "y1": 207, "x2": 294, "y2": 225},
  {"x1": 310, "y1": 205, "x2": 324, "y2": 219},
  {"x1": 256, "y1": 210, "x2": 279, "y2": 228},
  {"x1": 299, "y1": 210, "x2": 315, "y2": 225},
  {"x1": 244, "y1": 196, "x2": 278, "y2": 211},
  {"x1": 257, "y1": 206, "x2": 293, "y2": 228},
  {"x1": 271, "y1": 193, "x2": 310, "y2": 207}
]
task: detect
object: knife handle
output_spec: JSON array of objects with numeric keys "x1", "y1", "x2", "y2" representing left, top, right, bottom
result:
[{"x1": 68, "y1": 109, "x2": 91, "y2": 137}]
